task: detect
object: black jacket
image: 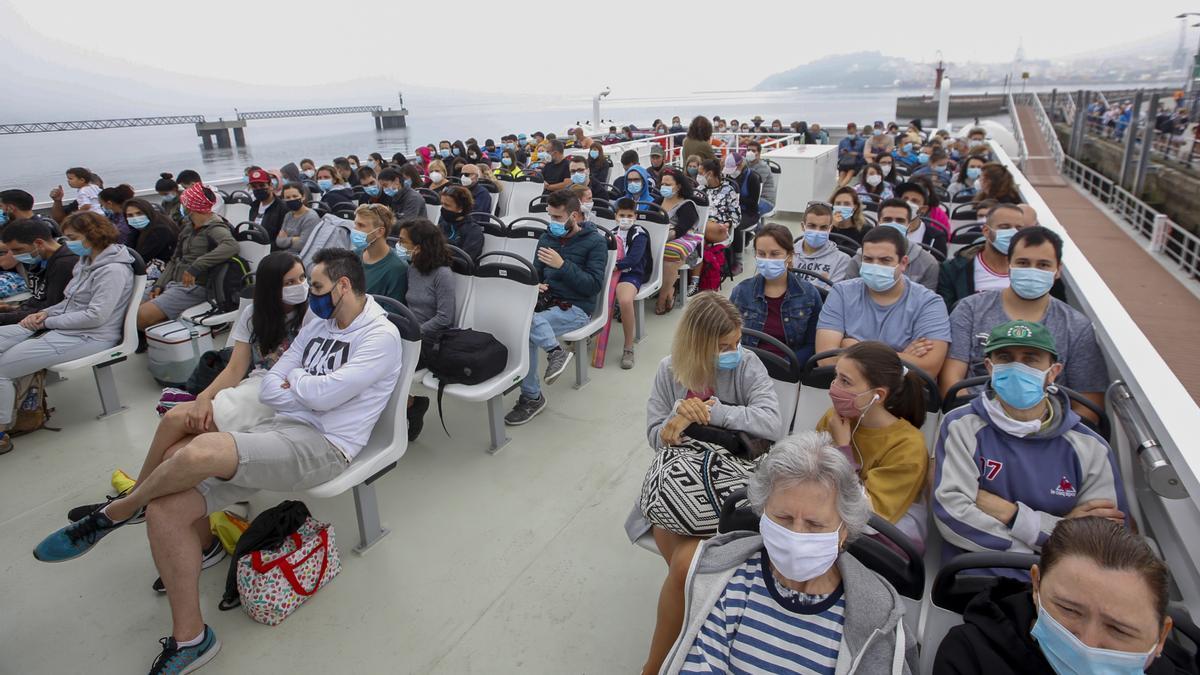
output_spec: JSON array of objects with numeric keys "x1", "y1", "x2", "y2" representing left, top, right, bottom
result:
[
  {"x1": 439, "y1": 211, "x2": 483, "y2": 260},
  {"x1": 0, "y1": 243, "x2": 78, "y2": 325},
  {"x1": 250, "y1": 198, "x2": 287, "y2": 243},
  {"x1": 934, "y1": 579, "x2": 1196, "y2": 675},
  {"x1": 133, "y1": 221, "x2": 180, "y2": 267}
]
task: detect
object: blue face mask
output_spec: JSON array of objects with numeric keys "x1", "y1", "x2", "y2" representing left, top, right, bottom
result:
[
  {"x1": 804, "y1": 229, "x2": 830, "y2": 249},
  {"x1": 308, "y1": 289, "x2": 338, "y2": 320},
  {"x1": 571, "y1": 172, "x2": 587, "y2": 185},
  {"x1": 0, "y1": 211, "x2": 8, "y2": 226},
  {"x1": 394, "y1": 243, "x2": 410, "y2": 262},
  {"x1": 967, "y1": 167, "x2": 982, "y2": 180},
  {"x1": 589, "y1": 149, "x2": 599, "y2": 159},
  {"x1": 451, "y1": 147, "x2": 461, "y2": 156},
  {"x1": 755, "y1": 257, "x2": 787, "y2": 280},
  {"x1": 991, "y1": 227, "x2": 1016, "y2": 254},
  {"x1": 660, "y1": 185, "x2": 675, "y2": 199},
  {"x1": 439, "y1": 148, "x2": 451, "y2": 158},
  {"x1": 882, "y1": 221, "x2": 909, "y2": 236},
  {"x1": 502, "y1": 157, "x2": 513, "y2": 167},
  {"x1": 317, "y1": 179, "x2": 334, "y2": 191},
  {"x1": 403, "y1": 178, "x2": 413, "y2": 189},
  {"x1": 102, "y1": 207, "x2": 115, "y2": 218},
  {"x1": 859, "y1": 262, "x2": 899, "y2": 292},
  {"x1": 127, "y1": 215, "x2": 151, "y2": 229},
  {"x1": 1010, "y1": 266, "x2": 1056, "y2": 300},
  {"x1": 626, "y1": 181, "x2": 643, "y2": 195},
  {"x1": 66, "y1": 239, "x2": 91, "y2": 257},
  {"x1": 364, "y1": 185, "x2": 380, "y2": 197},
  {"x1": 902, "y1": 143, "x2": 913, "y2": 154},
  {"x1": 990, "y1": 361, "x2": 1049, "y2": 410},
  {"x1": 833, "y1": 205, "x2": 854, "y2": 220},
  {"x1": 349, "y1": 229, "x2": 373, "y2": 252},
  {"x1": 548, "y1": 219, "x2": 569, "y2": 238},
  {"x1": 917, "y1": 152, "x2": 930, "y2": 165},
  {"x1": 383, "y1": 187, "x2": 399, "y2": 197},
  {"x1": 716, "y1": 344, "x2": 743, "y2": 370},
  {"x1": 14, "y1": 252, "x2": 38, "y2": 265},
  {"x1": 687, "y1": 167, "x2": 699, "y2": 176},
  {"x1": 1030, "y1": 595, "x2": 1156, "y2": 675}
]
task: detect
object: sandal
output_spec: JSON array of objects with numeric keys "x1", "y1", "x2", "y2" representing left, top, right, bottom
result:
[{"x1": 655, "y1": 296, "x2": 674, "y2": 315}]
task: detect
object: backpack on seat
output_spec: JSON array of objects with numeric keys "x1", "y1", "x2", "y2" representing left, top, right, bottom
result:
[
  {"x1": 204, "y1": 257, "x2": 252, "y2": 313},
  {"x1": 426, "y1": 328, "x2": 508, "y2": 433}
]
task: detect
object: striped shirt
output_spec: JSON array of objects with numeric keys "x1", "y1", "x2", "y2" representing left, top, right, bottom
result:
[{"x1": 682, "y1": 549, "x2": 846, "y2": 674}]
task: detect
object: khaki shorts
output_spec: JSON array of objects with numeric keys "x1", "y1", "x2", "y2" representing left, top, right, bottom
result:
[
  {"x1": 196, "y1": 417, "x2": 348, "y2": 514},
  {"x1": 149, "y1": 281, "x2": 207, "y2": 320}
]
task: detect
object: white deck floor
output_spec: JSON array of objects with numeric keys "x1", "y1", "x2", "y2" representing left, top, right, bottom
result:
[{"x1": 0, "y1": 236, "x2": 779, "y2": 674}]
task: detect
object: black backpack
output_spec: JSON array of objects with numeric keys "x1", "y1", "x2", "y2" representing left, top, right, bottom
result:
[
  {"x1": 202, "y1": 219, "x2": 252, "y2": 313},
  {"x1": 427, "y1": 328, "x2": 508, "y2": 434}
]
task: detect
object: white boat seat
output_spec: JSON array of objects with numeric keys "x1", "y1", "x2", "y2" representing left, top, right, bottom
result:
[
  {"x1": 632, "y1": 211, "x2": 670, "y2": 342},
  {"x1": 741, "y1": 328, "x2": 803, "y2": 437},
  {"x1": 560, "y1": 226, "x2": 618, "y2": 388}
]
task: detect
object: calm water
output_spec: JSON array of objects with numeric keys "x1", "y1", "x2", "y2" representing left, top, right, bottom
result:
[{"x1": 0, "y1": 85, "x2": 1081, "y2": 198}]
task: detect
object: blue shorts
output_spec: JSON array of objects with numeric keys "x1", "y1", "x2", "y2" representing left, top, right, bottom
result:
[{"x1": 618, "y1": 272, "x2": 643, "y2": 290}]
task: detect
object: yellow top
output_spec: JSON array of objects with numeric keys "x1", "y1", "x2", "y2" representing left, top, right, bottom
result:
[{"x1": 817, "y1": 408, "x2": 928, "y2": 524}]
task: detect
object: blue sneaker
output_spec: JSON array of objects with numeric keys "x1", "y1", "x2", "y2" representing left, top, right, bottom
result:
[
  {"x1": 33, "y1": 509, "x2": 127, "y2": 562},
  {"x1": 148, "y1": 626, "x2": 221, "y2": 675}
]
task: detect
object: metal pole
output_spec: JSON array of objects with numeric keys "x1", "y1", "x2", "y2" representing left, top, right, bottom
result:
[
  {"x1": 1119, "y1": 90, "x2": 1144, "y2": 189},
  {"x1": 1069, "y1": 90, "x2": 1087, "y2": 157},
  {"x1": 1050, "y1": 88, "x2": 1057, "y2": 119},
  {"x1": 1134, "y1": 93, "x2": 1160, "y2": 195}
]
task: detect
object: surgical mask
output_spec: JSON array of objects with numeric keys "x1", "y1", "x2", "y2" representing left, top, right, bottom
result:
[
  {"x1": 917, "y1": 152, "x2": 930, "y2": 164},
  {"x1": 755, "y1": 257, "x2": 787, "y2": 280},
  {"x1": 280, "y1": 280, "x2": 309, "y2": 306},
  {"x1": 66, "y1": 240, "x2": 91, "y2": 257},
  {"x1": 285, "y1": 199, "x2": 303, "y2": 212},
  {"x1": 571, "y1": 172, "x2": 587, "y2": 185},
  {"x1": 660, "y1": 185, "x2": 675, "y2": 199},
  {"x1": 745, "y1": 151, "x2": 757, "y2": 162},
  {"x1": 687, "y1": 167, "x2": 699, "y2": 177},
  {"x1": 968, "y1": 139, "x2": 983, "y2": 148},
  {"x1": 383, "y1": 187, "x2": 399, "y2": 197},
  {"x1": 540, "y1": 151, "x2": 553, "y2": 162},
  {"x1": 906, "y1": 201, "x2": 921, "y2": 220},
  {"x1": 626, "y1": 181, "x2": 643, "y2": 195},
  {"x1": 902, "y1": 143, "x2": 913, "y2": 154},
  {"x1": 829, "y1": 382, "x2": 878, "y2": 419},
  {"x1": 833, "y1": 205, "x2": 854, "y2": 220},
  {"x1": 393, "y1": 243, "x2": 410, "y2": 262},
  {"x1": 429, "y1": 171, "x2": 444, "y2": 183},
  {"x1": 451, "y1": 147, "x2": 461, "y2": 156},
  {"x1": 804, "y1": 229, "x2": 830, "y2": 249},
  {"x1": 349, "y1": 228, "x2": 375, "y2": 252},
  {"x1": 548, "y1": 218, "x2": 569, "y2": 237},
  {"x1": 880, "y1": 164, "x2": 893, "y2": 176},
  {"x1": 589, "y1": 149, "x2": 599, "y2": 159},
  {"x1": 460, "y1": 175, "x2": 474, "y2": 187},
  {"x1": 1030, "y1": 594, "x2": 1156, "y2": 675},
  {"x1": 0, "y1": 212, "x2": 9, "y2": 226},
  {"x1": 759, "y1": 514, "x2": 841, "y2": 582},
  {"x1": 302, "y1": 169, "x2": 316, "y2": 178},
  {"x1": 364, "y1": 185, "x2": 381, "y2": 197},
  {"x1": 716, "y1": 344, "x2": 743, "y2": 370},
  {"x1": 501, "y1": 157, "x2": 513, "y2": 167},
  {"x1": 617, "y1": 217, "x2": 634, "y2": 230},
  {"x1": 991, "y1": 227, "x2": 1016, "y2": 254},
  {"x1": 695, "y1": 175, "x2": 709, "y2": 188},
  {"x1": 317, "y1": 179, "x2": 334, "y2": 191},
  {"x1": 990, "y1": 361, "x2": 1050, "y2": 410},
  {"x1": 1010, "y1": 266, "x2": 1056, "y2": 300},
  {"x1": 439, "y1": 149, "x2": 451, "y2": 158},
  {"x1": 403, "y1": 178, "x2": 414, "y2": 189},
  {"x1": 308, "y1": 288, "x2": 339, "y2": 320},
  {"x1": 581, "y1": 202, "x2": 594, "y2": 218},
  {"x1": 882, "y1": 221, "x2": 909, "y2": 236},
  {"x1": 872, "y1": 128, "x2": 883, "y2": 136},
  {"x1": 14, "y1": 252, "x2": 39, "y2": 265},
  {"x1": 179, "y1": 204, "x2": 188, "y2": 219},
  {"x1": 966, "y1": 167, "x2": 982, "y2": 180},
  {"x1": 127, "y1": 215, "x2": 151, "y2": 229},
  {"x1": 252, "y1": 188, "x2": 270, "y2": 201},
  {"x1": 859, "y1": 262, "x2": 899, "y2": 292},
  {"x1": 866, "y1": 174, "x2": 882, "y2": 187}
]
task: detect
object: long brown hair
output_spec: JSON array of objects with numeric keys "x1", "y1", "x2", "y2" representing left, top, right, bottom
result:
[
  {"x1": 975, "y1": 163, "x2": 1021, "y2": 203},
  {"x1": 840, "y1": 341, "x2": 926, "y2": 428},
  {"x1": 1040, "y1": 517, "x2": 1170, "y2": 623}
]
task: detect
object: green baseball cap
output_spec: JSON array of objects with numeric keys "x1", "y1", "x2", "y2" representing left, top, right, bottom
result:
[{"x1": 983, "y1": 320, "x2": 1058, "y2": 359}]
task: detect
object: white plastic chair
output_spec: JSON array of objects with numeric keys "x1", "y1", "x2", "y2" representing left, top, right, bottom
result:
[
  {"x1": 421, "y1": 251, "x2": 540, "y2": 453},
  {"x1": 676, "y1": 201, "x2": 710, "y2": 309},
  {"x1": 304, "y1": 298, "x2": 422, "y2": 553},
  {"x1": 560, "y1": 227, "x2": 617, "y2": 388},
  {"x1": 49, "y1": 248, "x2": 147, "y2": 419},
  {"x1": 503, "y1": 180, "x2": 547, "y2": 222},
  {"x1": 224, "y1": 202, "x2": 251, "y2": 226},
  {"x1": 504, "y1": 217, "x2": 548, "y2": 262},
  {"x1": 741, "y1": 329, "x2": 803, "y2": 437},
  {"x1": 632, "y1": 214, "x2": 670, "y2": 342}
]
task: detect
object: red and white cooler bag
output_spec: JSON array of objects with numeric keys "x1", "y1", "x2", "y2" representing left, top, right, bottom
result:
[{"x1": 236, "y1": 517, "x2": 341, "y2": 625}]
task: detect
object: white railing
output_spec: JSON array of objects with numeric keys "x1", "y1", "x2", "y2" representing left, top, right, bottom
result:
[{"x1": 1007, "y1": 92, "x2": 1028, "y2": 170}]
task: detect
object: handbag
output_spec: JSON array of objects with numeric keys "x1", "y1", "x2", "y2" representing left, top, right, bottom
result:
[
  {"x1": 212, "y1": 375, "x2": 276, "y2": 432},
  {"x1": 640, "y1": 438, "x2": 758, "y2": 537},
  {"x1": 236, "y1": 516, "x2": 341, "y2": 626}
]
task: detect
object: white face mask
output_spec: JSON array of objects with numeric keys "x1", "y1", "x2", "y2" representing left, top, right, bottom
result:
[
  {"x1": 906, "y1": 200, "x2": 921, "y2": 220},
  {"x1": 745, "y1": 151, "x2": 757, "y2": 162},
  {"x1": 617, "y1": 216, "x2": 634, "y2": 230},
  {"x1": 759, "y1": 514, "x2": 841, "y2": 582},
  {"x1": 460, "y1": 175, "x2": 474, "y2": 186},
  {"x1": 280, "y1": 280, "x2": 309, "y2": 306},
  {"x1": 430, "y1": 171, "x2": 444, "y2": 183},
  {"x1": 866, "y1": 174, "x2": 882, "y2": 187}
]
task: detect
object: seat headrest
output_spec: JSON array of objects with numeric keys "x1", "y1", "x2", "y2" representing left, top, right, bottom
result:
[
  {"x1": 475, "y1": 251, "x2": 538, "y2": 285},
  {"x1": 371, "y1": 295, "x2": 422, "y2": 341},
  {"x1": 125, "y1": 246, "x2": 148, "y2": 275}
]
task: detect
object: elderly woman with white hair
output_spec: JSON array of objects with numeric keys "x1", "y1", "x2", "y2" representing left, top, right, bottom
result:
[{"x1": 641, "y1": 432, "x2": 917, "y2": 675}]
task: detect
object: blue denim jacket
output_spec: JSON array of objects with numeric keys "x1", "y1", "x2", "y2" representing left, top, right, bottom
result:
[{"x1": 730, "y1": 272, "x2": 823, "y2": 367}]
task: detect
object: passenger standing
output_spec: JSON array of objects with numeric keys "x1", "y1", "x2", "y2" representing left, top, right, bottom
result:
[
  {"x1": 681, "y1": 116, "x2": 716, "y2": 163},
  {"x1": 48, "y1": 167, "x2": 103, "y2": 223},
  {"x1": 837, "y1": 123, "x2": 866, "y2": 186}
]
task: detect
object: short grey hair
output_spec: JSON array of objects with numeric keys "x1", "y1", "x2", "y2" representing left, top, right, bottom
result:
[{"x1": 746, "y1": 431, "x2": 871, "y2": 541}]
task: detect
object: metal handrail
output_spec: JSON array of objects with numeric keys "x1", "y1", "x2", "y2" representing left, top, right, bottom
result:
[
  {"x1": 1007, "y1": 92, "x2": 1029, "y2": 170},
  {"x1": 1108, "y1": 381, "x2": 1188, "y2": 499}
]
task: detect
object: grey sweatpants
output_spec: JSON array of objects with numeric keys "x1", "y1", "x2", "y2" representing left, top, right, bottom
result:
[{"x1": 0, "y1": 325, "x2": 113, "y2": 424}]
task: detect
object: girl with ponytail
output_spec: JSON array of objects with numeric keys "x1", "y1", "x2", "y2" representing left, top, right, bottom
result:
[{"x1": 818, "y1": 340, "x2": 929, "y2": 547}]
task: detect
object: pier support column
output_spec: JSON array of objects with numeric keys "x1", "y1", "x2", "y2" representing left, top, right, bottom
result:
[
  {"x1": 195, "y1": 119, "x2": 249, "y2": 150},
  {"x1": 372, "y1": 108, "x2": 408, "y2": 130},
  {"x1": 233, "y1": 127, "x2": 246, "y2": 147}
]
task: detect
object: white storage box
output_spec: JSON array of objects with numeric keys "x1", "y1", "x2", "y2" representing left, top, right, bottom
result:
[{"x1": 146, "y1": 320, "x2": 215, "y2": 387}]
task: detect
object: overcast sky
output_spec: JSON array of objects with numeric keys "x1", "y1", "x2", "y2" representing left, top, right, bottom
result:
[{"x1": 6, "y1": 0, "x2": 1197, "y2": 97}]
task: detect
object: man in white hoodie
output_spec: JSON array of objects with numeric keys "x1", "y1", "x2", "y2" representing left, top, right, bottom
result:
[{"x1": 34, "y1": 248, "x2": 404, "y2": 673}]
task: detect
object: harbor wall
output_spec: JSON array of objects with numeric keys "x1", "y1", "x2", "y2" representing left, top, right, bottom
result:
[{"x1": 895, "y1": 94, "x2": 1007, "y2": 122}]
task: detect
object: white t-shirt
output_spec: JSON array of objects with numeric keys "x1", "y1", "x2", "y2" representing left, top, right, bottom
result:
[
  {"x1": 906, "y1": 222, "x2": 926, "y2": 244},
  {"x1": 76, "y1": 184, "x2": 103, "y2": 212},
  {"x1": 972, "y1": 253, "x2": 1009, "y2": 293},
  {"x1": 230, "y1": 303, "x2": 314, "y2": 373}
]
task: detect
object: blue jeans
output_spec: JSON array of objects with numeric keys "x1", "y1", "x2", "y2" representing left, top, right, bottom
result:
[{"x1": 521, "y1": 305, "x2": 589, "y2": 398}]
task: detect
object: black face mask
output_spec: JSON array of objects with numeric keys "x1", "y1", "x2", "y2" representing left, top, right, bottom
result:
[
  {"x1": 285, "y1": 199, "x2": 303, "y2": 212},
  {"x1": 252, "y1": 188, "x2": 270, "y2": 201}
]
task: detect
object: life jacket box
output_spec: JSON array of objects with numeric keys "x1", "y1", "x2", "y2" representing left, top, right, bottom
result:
[{"x1": 146, "y1": 320, "x2": 215, "y2": 388}]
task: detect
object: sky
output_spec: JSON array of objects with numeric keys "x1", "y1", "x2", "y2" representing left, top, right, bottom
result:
[{"x1": 3, "y1": 0, "x2": 1197, "y2": 101}]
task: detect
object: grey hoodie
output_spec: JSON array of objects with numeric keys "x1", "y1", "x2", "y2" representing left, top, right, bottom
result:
[
  {"x1": 42, "y1": 244, "x2": 135, "y2": 343},
  {"x1": 846, "y1": 240, "x2": 939, "y2": 292},
  {"x1": 794, "y1": 240, "x2": 851, "y2": 289},
  {"x1": 659, "y1": 531, "x2": 916, "y2": 674}
]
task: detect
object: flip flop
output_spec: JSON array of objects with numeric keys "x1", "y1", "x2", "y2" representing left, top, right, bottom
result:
[{"x1": 655, "y1": 297, "x2": 675, "y2": 315}]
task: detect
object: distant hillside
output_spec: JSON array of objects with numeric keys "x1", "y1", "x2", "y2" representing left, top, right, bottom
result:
[{"x1": 755, "y1": 51, "x2": 906, "y2": 90}]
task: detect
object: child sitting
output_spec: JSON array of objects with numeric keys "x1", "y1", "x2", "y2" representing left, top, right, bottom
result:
[{"x1": 613, "y1": 197, "x2": 651, "y2": 369}]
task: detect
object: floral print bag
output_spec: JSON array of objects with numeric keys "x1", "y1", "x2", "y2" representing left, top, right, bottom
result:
[{"x1": 236, "y1": 516, "x2": 341, "y2": 626}]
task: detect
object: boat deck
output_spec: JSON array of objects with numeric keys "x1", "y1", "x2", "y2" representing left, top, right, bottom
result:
[{"x1": 1016, "y1": 105, "x2": 1200, "y2": 404}]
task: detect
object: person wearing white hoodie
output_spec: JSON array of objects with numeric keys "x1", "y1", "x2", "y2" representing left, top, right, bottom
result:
[
  {"x1": 792, "y1": 202, "x2": 850, "y2": 290},
  {"x1": 33, "y1": 248, "x2": 404, "y2": 673}
]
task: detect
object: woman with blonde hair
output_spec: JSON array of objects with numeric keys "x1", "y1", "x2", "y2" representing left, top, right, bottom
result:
[
  {"x1": 627, "y1": 291, "x2": 783, "y2": 563},
  {"x1": 426, "y1": 160, "x2": 451, "y2": 191},
  {"x1": 351, "y1": 203, "x2": 407, "y2": 303}
]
